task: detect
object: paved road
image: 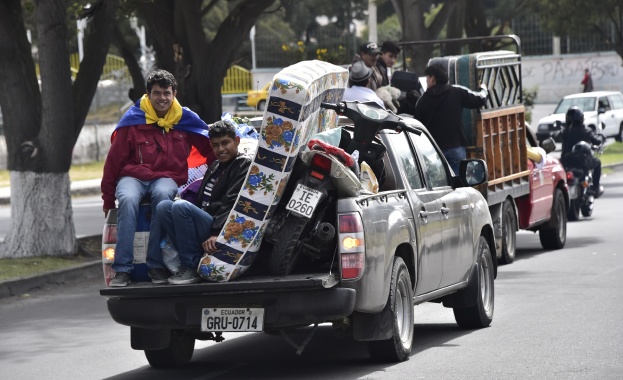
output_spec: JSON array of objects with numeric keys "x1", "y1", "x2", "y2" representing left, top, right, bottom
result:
[
  {"x1": 0, "y1": 195, "x2": 103, "y2": 242},
  {"x1": 1, "y1": 170, "x2": 622, "y2": 379}
]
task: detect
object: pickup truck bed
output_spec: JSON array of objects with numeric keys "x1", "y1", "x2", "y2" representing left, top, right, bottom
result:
[{"x1": 100, "y1": 272, "x2": 356, "y2": 330}]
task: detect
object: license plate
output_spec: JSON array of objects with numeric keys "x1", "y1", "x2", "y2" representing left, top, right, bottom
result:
[
  {"x1": 201, "y1": 308, "x2": 264, "y2": 332},
  {"x1": 286, "y1": 184, "x2": 323, "y2": 218}
]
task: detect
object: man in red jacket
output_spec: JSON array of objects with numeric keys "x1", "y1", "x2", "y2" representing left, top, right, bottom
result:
[{"x1": 101, "y1": 69, "x2": 215, "y2": 287}]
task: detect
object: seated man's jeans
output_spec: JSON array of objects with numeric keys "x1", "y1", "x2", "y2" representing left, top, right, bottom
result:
[
  {"x1": 112, "y1": 177, "x2": 178, "y2": 273},
  {"x1": 151, "y1": 200, "x2": 213, "y2": 270},
  {"x1": 442, "y1": 146, "x2": 466, "y2": 176}
]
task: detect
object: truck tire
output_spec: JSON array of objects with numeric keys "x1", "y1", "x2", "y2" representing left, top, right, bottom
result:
[
  {"x1": 568, "y1": 199, "x2": 581, "y2": 221},
  {"x1": 367, "y1": 256, "x2": 414, "y2": 363},
  {"x1": 453, "y1": 236, "x2": 494, "y2": 329},
  {"x1": 539, "y1": 188, "x2": 567, "y2": 250},
  {"x1": 144, "y1": 330, "x2": 195, "y2": 368},
  {"x1": 257, "y1": 99, "x2": 267, "y2": 111},
  {"x1": 499, "y1": 200, "x2": 516, "y2": 264},
  {"x1": 616, "y1": 122, "x2": 623, "y2": 142},
  {"x1": 268, "y1": 215, "x2": 309, "y2": 275}
]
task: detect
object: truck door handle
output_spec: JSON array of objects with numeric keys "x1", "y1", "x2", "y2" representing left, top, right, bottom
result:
[{"x1": 419, "y1": 209, "x2": 439, "y2": 223}]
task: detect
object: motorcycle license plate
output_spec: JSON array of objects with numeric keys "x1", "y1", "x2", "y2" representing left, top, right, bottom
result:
[
  {"x1": 201, "y1": 308, "x2": 264, "y2": 332},
  {"x1": 286, "y1": 184, "x2": 323, "y2": 218}
]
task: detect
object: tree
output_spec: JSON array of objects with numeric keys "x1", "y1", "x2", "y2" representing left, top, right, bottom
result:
[
  {"x1": 123, "y1": 0, "x2": 278, "y2": 123},
  {"x1": 0, "y1": 0, "x2": 119, "y2": 258},
  {"x1": 531, "y1": 0, "x2": 623, "y2": 62}
]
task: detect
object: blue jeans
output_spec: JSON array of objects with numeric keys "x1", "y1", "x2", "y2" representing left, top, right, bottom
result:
[
  {"x1": 112, "y1": 177, "x2": 178, "y2": 273},
  {"x1": 442, "y1": 146, "x2": 466, "y2": 176},
  {"x1": 151, "y1": 200, "x2": 213, "y2": 270}
]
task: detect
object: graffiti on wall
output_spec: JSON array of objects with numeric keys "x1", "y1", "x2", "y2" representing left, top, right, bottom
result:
[{"x1": 522, "y1": 53, "x2": 623, "y2": 102}]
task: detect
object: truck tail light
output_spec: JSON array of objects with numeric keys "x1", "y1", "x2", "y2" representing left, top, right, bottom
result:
[
  {"x1": 338, "y1": 213, "x2": 364, "y2": 280},
  {"x1": 102, "y1": 224, "x2": 117, "y2": 264}
]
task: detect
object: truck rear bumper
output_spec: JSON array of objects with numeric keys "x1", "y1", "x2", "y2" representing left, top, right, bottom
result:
[{"x1": 105, "y1": 287, "x2": 356, "y2": 330}]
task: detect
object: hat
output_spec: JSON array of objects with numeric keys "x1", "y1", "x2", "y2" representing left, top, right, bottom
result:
[
  {"x1": 350, "y1": 61, "x2": 372, "y2": 82},
  {"x1": 360, "y1": 42, "x2": 380, "y2": 55}
]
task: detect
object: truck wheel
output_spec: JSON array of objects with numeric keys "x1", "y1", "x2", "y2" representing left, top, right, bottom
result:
[
  {"x1": 539, "y1": 188, "x2": 567, "y2": 250},
  {"x1": 367, "y1": 256, "x2": 414, "y2": 363},
  {"x1": 615, "y1": 123, "x2": 623, "y2": 142},
  {"x1": 257, "y1": 99, "x2": 266, "y2": 111},
  {"x1": 499, "y1": 200, "x2": 516, "y2": 264},
  {"x1": 268, "y1": 215, "x2": 309, "y2": 275},
  {"x1": 453, "y1": 236, "x2": 494, "y2": 329},
  {"x1": 568, "y1": 199, "x2": 580, "y2": 221},
  {"x1": 144, "y1": 330, "x2": 195, "y2": 368}
]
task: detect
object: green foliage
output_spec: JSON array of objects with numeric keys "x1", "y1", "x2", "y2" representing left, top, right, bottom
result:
[
  {"x1": 531, "y1": 0, "x2": 621, "y2": 37},
  {"x1": 523, "y1": 86, "x2": 539, "y2": 123},
  {"x1": 377, "y1": 14, "x2": 402, "y2": 43},
  {"x1": 601, "y1": 142, "x2": 623, "y2": 166}
]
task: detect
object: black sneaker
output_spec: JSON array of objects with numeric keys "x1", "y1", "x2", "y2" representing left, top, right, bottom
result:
[
  {"x1": 148, "y1": 268, "x2": 171, "y2": 284},
  {"x1": 595, "y1": 185, "x2": 604, "y2": 199},
  {"x1": 109, "y1": 272, "x2": 131, "y2": 287},
  {"x1": 168, "y1": 267, "x2": 202, "y2": 285}
]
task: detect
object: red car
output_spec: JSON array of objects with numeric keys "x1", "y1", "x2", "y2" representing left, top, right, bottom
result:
[{"x1": 515, "y1": 127, "x2": 569, "y2": 250}]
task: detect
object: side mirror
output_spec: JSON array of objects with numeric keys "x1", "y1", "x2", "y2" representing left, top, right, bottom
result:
[
  {"x1": 598, "y1": 107, "x2": 606, "y2": 114},
  {"x1": 540, "y1": 138, "x2": 556, "y2": 154},
  {"x1": 553, "y1": 120, "x2": 563, "y2": 129},
  {"x1": 459, "y1": 159, "x2": 488, "y2": 187}
]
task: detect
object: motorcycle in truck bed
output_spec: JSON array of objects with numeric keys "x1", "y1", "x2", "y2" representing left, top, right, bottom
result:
[{"x1": 101, "y1": 60, "x2": 498, "y2": 368}]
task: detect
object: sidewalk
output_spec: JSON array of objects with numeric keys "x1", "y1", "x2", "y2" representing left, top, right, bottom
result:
[
  {"x1": 0, "y1": 178, "x2": 102, "y2": 205},
  {"x1": 0, "y1": 178, "x2": 103, "y2": 298}
]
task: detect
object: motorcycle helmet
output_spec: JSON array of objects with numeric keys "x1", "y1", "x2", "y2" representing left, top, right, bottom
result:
[
  {"x1": 565, "y1": 106, "x2": 584, "y2": 128},
  {"x1": 571, "y1": 141, "x2": 592, "y2": 155}
]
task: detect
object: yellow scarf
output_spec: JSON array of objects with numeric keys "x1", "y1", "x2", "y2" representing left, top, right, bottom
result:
[{"x1": 140, "y1": 94, "x2": 183, "y2": 133}]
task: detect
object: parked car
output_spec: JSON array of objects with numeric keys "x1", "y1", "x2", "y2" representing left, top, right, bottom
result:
[
  {"x1": 536, "y1": 91, "x2": 623, "y2": 143},
  {"x1": 246, "y1": 82, "x2": 270, "y2": 111}
]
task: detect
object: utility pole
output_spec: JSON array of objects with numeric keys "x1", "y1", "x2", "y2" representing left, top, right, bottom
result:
[{"x1": 368, "y1": 0, "x2": 378, "y2": 43}]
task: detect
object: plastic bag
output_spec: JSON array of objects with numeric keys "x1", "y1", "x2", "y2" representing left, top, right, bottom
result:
[{"x1": 160, "y1": 237, "x2": 180, "y2": 273}]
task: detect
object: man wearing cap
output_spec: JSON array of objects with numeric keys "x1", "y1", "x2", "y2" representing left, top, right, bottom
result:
[
  {"x1": 352, "y1": 42, "x2": 383, "y2": 91},
  {"x1": 413, "y1": 63, "x2": 488, "y2": 175},
  {"x1": 343, "y1": 61, "x2": 385, "y2": 109}
]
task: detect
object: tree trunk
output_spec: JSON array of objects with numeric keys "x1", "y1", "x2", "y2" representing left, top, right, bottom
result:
[
  {"x1": 0, "y1": 1, "x2": 118, "y2": 258},
  {"x1": 0, "y1": 172, "x2": 75, "y2": 258}
]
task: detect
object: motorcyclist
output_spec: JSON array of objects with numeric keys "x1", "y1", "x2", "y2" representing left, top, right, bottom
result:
[{"x1": 560, "y1": 106, "x2": 604, "y2": 198}]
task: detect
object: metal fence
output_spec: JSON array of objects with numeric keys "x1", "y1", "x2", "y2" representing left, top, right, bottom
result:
[{"x1": 511, "y1": 14, "x2": 614, "y2": 56}]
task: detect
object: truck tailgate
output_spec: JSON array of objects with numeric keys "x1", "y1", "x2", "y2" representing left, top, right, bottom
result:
[
  {"x1": 100, "y1": 272, "x2": 356, "y2": 330},
  {"x1": 100, "y1": 272, "x2": 339, "y2": 297}
]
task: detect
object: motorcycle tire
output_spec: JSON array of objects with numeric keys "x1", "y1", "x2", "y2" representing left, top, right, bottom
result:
[
  {"x1": 268, "y1": 215, "x2": 311, "y2": 276},
  {"x1": 581, "y1": 201, "x2": 593, "y2": 217},
  {"x1": 568, "y1": 199, "x2": 581, "y2": 221}
]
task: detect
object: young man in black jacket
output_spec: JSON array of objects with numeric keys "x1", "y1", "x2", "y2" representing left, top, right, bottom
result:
[
  {"x1": 149, "y1": 120, "x2": 252, "y2": 284},
  {"x1": 413, "y1": 63, "x2": 488, "y2": 174}
]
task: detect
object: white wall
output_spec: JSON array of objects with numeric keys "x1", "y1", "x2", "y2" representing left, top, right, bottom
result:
[
  {"x1": 0, "y1": 124, "x2": 115, "y2": 170},
  {"x1": 523, "y1": 52, "x2": 623, "y2": 103}
]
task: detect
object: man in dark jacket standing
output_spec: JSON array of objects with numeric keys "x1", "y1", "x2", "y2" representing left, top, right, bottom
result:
[
  {"x1": 151, "y1": 120, "x2": 252, "y2": 284},
  {"x1": 413, "y1": 63, "x2": 488, "y2": 174}
]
